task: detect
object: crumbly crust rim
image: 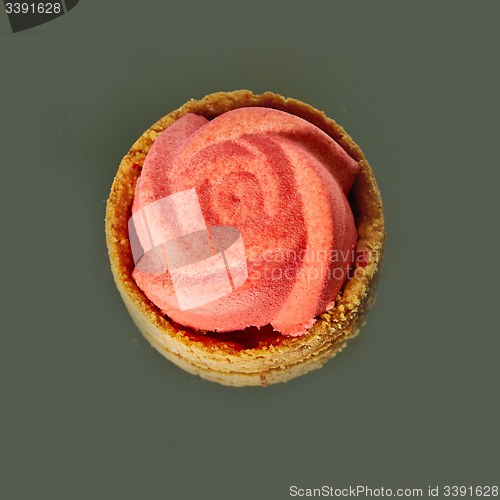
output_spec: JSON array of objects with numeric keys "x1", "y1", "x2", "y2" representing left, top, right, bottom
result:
[{"x1": 105, "y1": 90, "x2": 385, "y2": 386}]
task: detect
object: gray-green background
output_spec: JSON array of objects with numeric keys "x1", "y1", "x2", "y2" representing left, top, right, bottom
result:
[{"x1": 2, "y1": 1, "x2": 499, "y2": 499}]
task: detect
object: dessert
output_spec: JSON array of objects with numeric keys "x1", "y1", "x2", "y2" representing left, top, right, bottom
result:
[{"x1": 105, "y1": 90, "x2": 385, "y2": 386}]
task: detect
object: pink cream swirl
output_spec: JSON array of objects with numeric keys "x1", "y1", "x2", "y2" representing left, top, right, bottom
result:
[{"x1": 131, "y1": 107, "x2": 360, "y2": 336}]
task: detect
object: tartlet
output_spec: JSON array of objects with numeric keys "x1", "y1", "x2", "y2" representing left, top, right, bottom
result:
[{"x1": 105, "y1": 90, "x2": 385, "y2": 386}]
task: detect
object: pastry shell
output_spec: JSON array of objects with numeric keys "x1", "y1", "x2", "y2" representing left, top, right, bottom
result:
[{"x1": 105, "y1": 90, "x2": 385, "y2": 386}]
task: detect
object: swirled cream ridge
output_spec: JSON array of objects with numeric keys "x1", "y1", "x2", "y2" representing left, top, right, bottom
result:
[{"x1": 130, "y1": 107, "x2": 360, "y2": 336}]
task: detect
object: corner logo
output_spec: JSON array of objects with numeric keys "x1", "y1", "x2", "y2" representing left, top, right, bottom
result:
[
  {"x1": 129, "y1": 189, "x2": 248, "y2": 311},
  {"x1": 3, "y1": 0, "x2": 79, "y2": 33}
]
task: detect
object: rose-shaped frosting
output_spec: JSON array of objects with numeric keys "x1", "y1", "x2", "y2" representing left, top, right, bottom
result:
[{"x1": 131, "y1": 107, "x2": 360, "y2": 336}]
